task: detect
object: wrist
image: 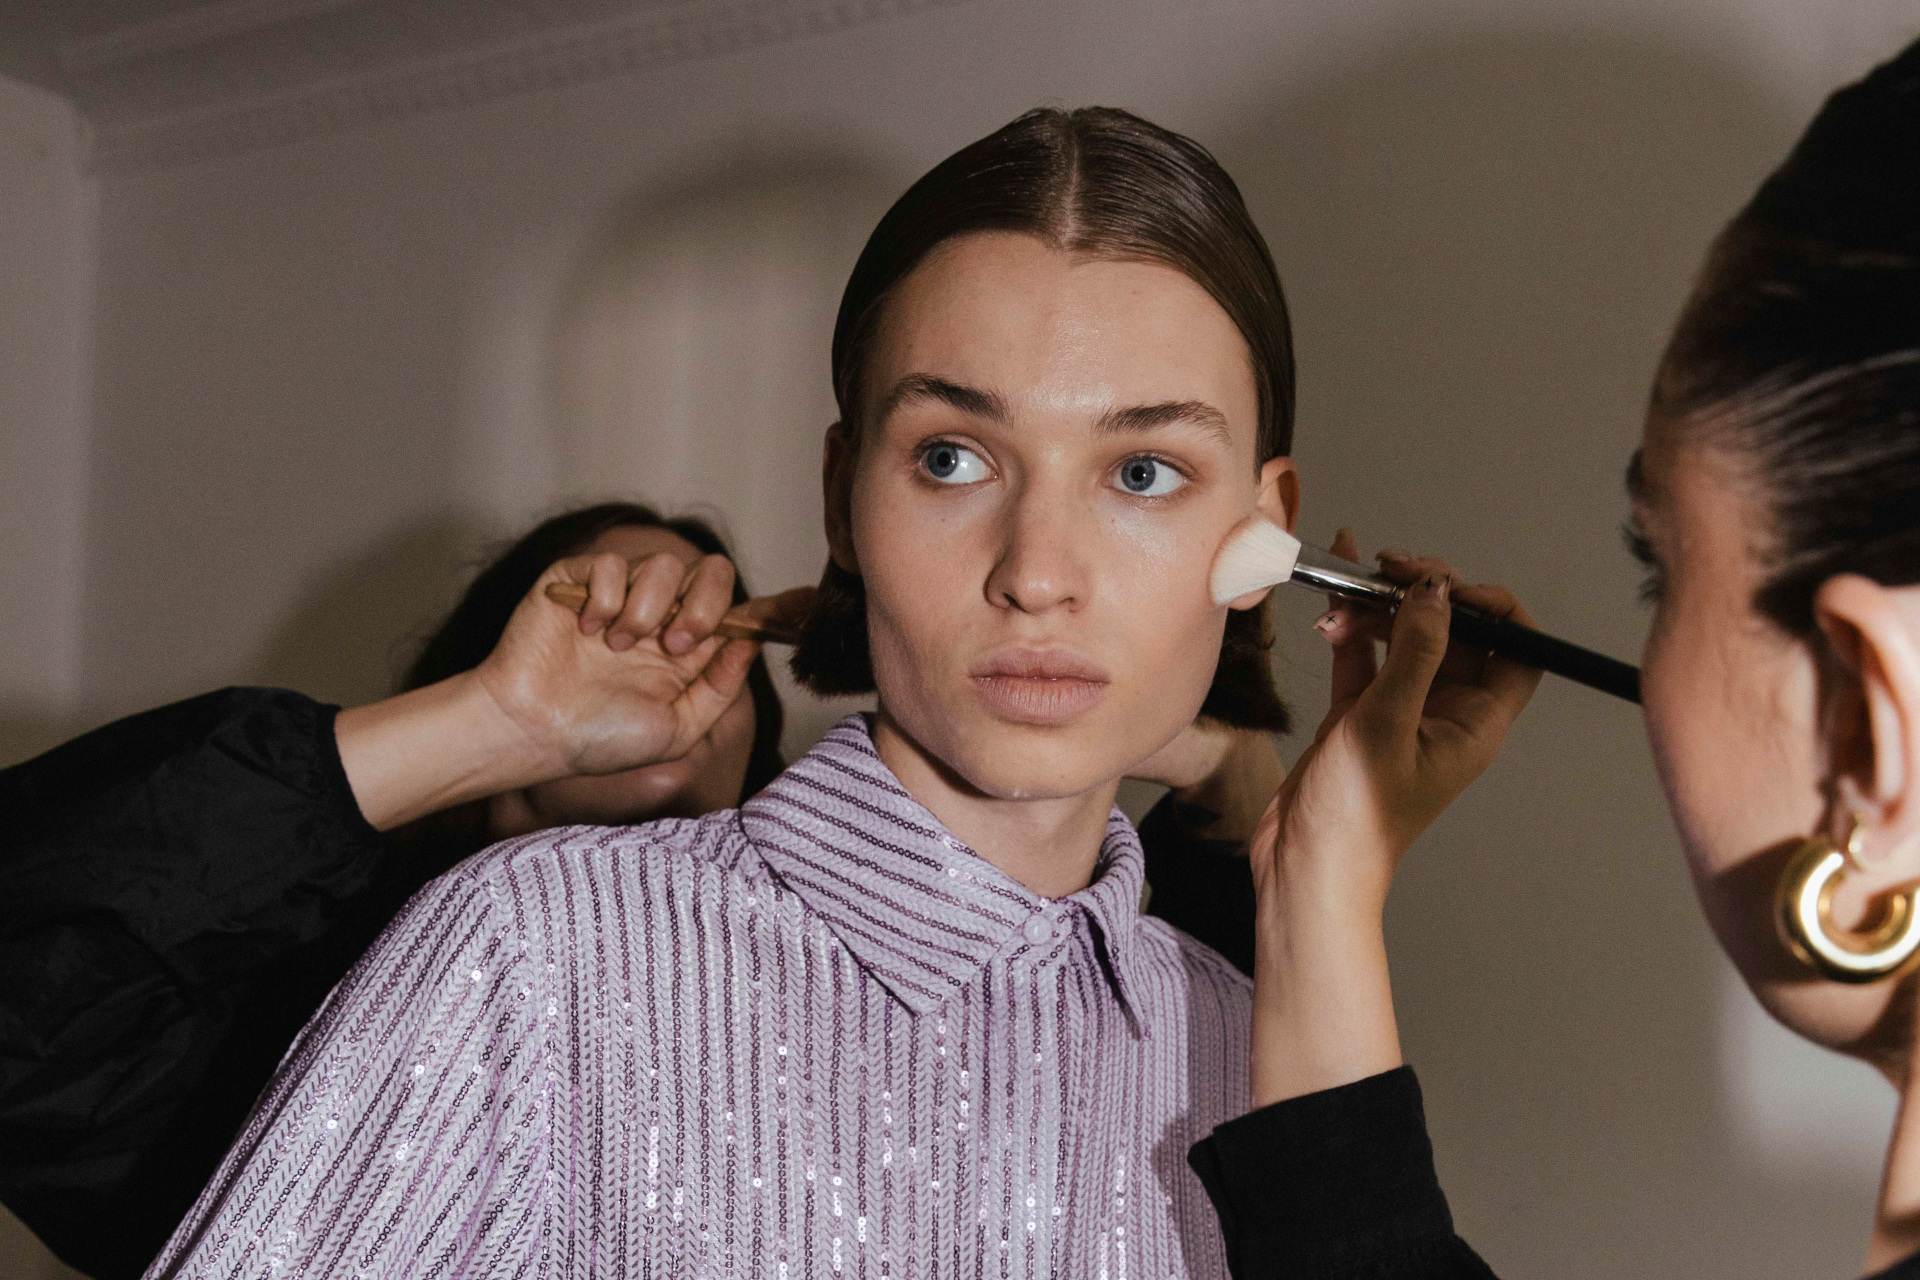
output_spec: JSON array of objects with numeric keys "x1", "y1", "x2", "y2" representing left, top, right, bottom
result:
[
  {"x1": 1247, "y1": 841, "x2": 1399, "y2": 1108},
  {"x1": 336, "y1": 671, "x2": 564, "y2": 831}
]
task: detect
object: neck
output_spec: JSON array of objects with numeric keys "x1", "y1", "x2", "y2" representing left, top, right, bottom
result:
[
  {"x1": 870, "y1": 709, "x2": 1117, "y2": 899},
  {"x1": 1871, "y1": 1010, "x2": 1920, "y2": 1272}
]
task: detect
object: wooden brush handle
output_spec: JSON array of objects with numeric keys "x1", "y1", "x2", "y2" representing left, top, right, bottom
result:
[{"x1": 542, "y1": 581, "x2": 802, "y2": 645}]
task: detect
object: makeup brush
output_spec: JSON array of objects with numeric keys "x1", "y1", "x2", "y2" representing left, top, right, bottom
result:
[
  {"x1": 1210, "y1": 515, "x2": 1641, "y2": 704},
  {"x1": 542, "y1": 582, "x2": 804, "y2": 645}
]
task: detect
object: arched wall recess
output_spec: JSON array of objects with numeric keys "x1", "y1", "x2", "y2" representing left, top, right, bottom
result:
[{"x1": 554, "y1": 156, "x2": 893, "y2": 754}]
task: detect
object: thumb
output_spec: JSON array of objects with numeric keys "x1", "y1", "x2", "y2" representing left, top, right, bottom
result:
[
  {"x1": 1357, "y1": 574, "x2": 1452, "y2": 741},
  {"x1": 669, "y1": 637, "x2": 759, "y2": 749}
]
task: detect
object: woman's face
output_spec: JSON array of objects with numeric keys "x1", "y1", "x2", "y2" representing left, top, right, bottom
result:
[
  {"x1": 1633, "y1": 426, "x2": 1905, "y2": 1060},
  {"x1": 495, "y1": 524, "x2": 759, "y2": 832},
  {"x1": 836, "y1": 231, "x2": 1286, "y2": 804}
]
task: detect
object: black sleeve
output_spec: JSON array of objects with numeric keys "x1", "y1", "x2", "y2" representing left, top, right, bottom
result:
[
  {"x1": 1189, "y1": 1066, "x2": 1498, "y2": 1280},
  {"x1": 1138, "y1": 792, "x2": 1258, "y2": 976},
  {"x1": 0, "y1": 687, "x2": 397, "y2": 1280}
]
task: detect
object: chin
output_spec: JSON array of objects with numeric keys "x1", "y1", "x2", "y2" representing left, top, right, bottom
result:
[
  {"x1": 1751, "y1": 972, "x2": 1910, "y2": 1069},
  {"x1": 959, "y1": 730, "x2": 1126, "y2": 799},
  {"x1": 931, "y1": 698, "x2": 1191, "y2": 802}
]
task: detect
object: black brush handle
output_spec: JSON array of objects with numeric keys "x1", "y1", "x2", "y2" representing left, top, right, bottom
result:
[{"x1": 1449, "y1": 601, "x2": 1641, "y2": 704}]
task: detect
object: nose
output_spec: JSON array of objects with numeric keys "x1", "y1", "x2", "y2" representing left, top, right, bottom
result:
[{"x1": 983, "y1": 474, "x2": 1093, "y2": 616}]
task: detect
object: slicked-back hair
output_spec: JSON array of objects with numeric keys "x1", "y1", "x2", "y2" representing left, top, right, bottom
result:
[
  {"x1": 790, "y1": 106, "x2": 1294, "y2": 733},
  {"x1": 1652, "y1": 37, "x2": 1920, "y2": 637}
]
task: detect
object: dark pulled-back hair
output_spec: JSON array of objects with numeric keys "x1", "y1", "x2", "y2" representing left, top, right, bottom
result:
[
  {"x1": 790, "y1": 106, "x2": 1294, "y2": 732},
  {"x1": 1654, "y1": 38, "x2": 1920, "y2": 635},
  {"x1": 405, "y1": 501, "x2": 786, "y2": 803}
]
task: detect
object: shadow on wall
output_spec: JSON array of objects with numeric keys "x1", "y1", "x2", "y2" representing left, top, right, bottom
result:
[
  {"x1": 246, "y1": 512, "x2": 503, "y2": 706},
  {"x1": 552, "y1": 147, "x2": 896, "y2": 757},
  {"x1": 1208, "y1": 26, "x2": 1859, "y2": 1280}
]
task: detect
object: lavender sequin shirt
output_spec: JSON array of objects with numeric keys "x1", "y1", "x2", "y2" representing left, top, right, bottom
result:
[{"x1": 149, "y1": 715, "x2": 1251, "y2": 1279}]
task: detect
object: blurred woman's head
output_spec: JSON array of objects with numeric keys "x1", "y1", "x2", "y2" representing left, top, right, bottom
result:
[
  {"x1": 792, "y1": 107, "x2": 1297, "y2": 805},
  {"x1": 407, "y1": 502, "x2": 785, "y2": 834},
  {"x1": 1629, "y1": 41, "x2": 1920, "y2": 1066}
]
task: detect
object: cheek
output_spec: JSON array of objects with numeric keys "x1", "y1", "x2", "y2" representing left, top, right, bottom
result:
[
  {"x1": 1104, "y1": 508, "x2": 1225, "y2": 693},
  {"x1": 1644, "y1": 605, "x2": 1819, "y2": 872}
]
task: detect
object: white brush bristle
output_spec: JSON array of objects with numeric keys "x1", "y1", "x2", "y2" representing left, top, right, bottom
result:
[{"x1": 1209, "y1": 515, "x2": 1302, "y2": 606}]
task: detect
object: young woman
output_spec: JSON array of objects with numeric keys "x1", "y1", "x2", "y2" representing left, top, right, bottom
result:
[
  {"x1": 141, "y1": 108, "x2": 1431, "y2": 1279},
  {"x1": 1187, "y1": 36, "x2": 1920, "y2": 1280}
]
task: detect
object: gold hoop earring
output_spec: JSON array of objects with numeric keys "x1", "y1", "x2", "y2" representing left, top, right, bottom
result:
[{"x1": 1776, "y1": 820, "x2": 1920, "y2": 984}]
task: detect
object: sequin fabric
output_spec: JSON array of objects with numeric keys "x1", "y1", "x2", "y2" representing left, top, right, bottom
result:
[{"x1": 147, "y1": 715, "x2": 1251, "y2": 1279}]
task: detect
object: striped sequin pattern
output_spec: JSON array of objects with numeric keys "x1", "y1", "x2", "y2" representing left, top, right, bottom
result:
[{"x1": 149, "y1": 716, "x2": 1251, "y2": 1279}]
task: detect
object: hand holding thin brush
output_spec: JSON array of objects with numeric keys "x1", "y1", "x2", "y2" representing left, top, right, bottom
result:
[
  {"x1": 336, "y1": 551, "x2": 813, "y2": 830},
  {"x1": 1243, "y1": 532, "x2": 1541, "y2": 1108}
]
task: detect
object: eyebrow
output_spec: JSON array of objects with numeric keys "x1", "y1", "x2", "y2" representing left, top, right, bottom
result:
[
  {"x1": 879, "y1": 373, "x2": 1233, "y2": 446},
  {"x1": 1098, "y1": 400, "x2": 1232, "y2": 447},
  {"x1": 878, "y1": 374, "x2": 1009, "y2": 424}
]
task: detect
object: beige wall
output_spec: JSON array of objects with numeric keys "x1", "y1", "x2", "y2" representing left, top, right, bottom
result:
[
  {"x1": 7, "y1": 0, "x2": 1920, "y2": 1274},
  {"x1": 0, "y1": 77, "x2": 92, "y2": 768}
]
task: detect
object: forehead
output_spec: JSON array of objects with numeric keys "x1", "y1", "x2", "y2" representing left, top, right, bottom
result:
[
  {"x1": 865, "y1": 231, "x2": 1258, "y2": 438},
  {"x1": 581, "y1": 523, "x2": 705, "y2": 566}
]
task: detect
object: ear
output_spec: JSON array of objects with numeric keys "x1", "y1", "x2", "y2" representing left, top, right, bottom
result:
[
  {"x1": 1814, "y1": 574, "x2": 1920, "y2": 872},
  {"x1": 1223, "y1": 456, "x2": 1302, "y2": 611},
  {"x1": 822, "y1": 423, "x2": 860, "y2": 575},
  {"x1": 1257, "y1": 456, "x2": 1300, "y2": 534}
]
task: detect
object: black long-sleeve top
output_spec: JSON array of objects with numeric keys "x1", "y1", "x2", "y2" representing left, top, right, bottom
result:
[
  {"x1": 1188, "y1": 1065, "x2": 1920, "y2": 1280},
  {"x1": 0, "y1": 689, "x2": 469, "y2": 1279},
  {"x1": 0, "y1": 687, "x2": 1255, "y2": 1277}
]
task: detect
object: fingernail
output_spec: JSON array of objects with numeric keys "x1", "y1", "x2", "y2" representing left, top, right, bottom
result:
[
  {"x1": 1377, "y1": 549, "x2": 1411, "y2": 563},
  {"x1": 665, "y1": 627, "x2": 692, "y2": 654},
  {"x1": 607, "y1": 631, "x2": 634, "y2": 652},
  {"x1": 1429, "y1": 576, "x2": 1450, "y2": 603},
  {"x1": 1313, "y1": 611, "x2": 1339, "y2": 635}
]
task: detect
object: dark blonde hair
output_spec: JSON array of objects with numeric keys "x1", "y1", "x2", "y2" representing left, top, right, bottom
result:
[{"x1": 791, "y1": 106, "x2": 1294, "y2": 731}]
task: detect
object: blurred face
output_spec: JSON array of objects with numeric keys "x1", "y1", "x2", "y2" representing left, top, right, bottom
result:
[
  {"x1": 496, "y1": 524, "x2": 759, "y2": 831},
  {"x1": 834, "y1": 232, "x2": 1283, "y2": 804},
  {"x1": 1632, "y1": 426, "x2": 1904, "y2": 1060}
]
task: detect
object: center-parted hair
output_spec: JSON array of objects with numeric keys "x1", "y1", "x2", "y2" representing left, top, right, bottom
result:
[{"x1": 790, "y1": 106, "x2": 1295, "y2": 732}]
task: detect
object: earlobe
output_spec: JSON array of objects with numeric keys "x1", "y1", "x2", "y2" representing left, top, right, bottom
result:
[{"x1": 822, "y1": 423, "x2": 861, "y2": 575}]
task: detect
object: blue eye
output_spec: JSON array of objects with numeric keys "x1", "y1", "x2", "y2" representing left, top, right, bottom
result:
[
  {"x1": 1115, "y1": 456, "x2": 1185, "y2": 496},
  {"x1": 922, "y1": 443, "x2": 989, "y2": 484}
]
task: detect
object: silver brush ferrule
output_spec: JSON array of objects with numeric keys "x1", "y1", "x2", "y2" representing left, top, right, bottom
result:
[{"x1": 1288, "y1": 545, "x2": 1405, "y2": 608}]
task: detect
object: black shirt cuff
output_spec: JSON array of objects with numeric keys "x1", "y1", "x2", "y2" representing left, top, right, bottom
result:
[{"x1": 1190, "y1": 1066, "x2": 1466, "y2": 1278}]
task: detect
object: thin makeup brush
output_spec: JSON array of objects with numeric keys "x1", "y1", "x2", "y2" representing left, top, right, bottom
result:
[
  {"x1": 1210, "y1": 515, "x2": 1641, "y2": 704},
  {"x1": 542, "y1": 582, "x2": 803, "y2": 645}
]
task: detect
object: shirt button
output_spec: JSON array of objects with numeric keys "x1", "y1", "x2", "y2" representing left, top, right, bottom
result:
[{"x1": 1023, "y1": 915, "x2": 1053, "y2": 946}]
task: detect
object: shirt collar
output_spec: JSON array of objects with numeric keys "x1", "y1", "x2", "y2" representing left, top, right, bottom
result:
[{"x1": 739, "y1": 714, "x2": 1151, "y2": 1034}]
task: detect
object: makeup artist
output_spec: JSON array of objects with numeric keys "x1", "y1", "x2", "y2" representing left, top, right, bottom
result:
[
  {"x1": 1189, "y1": 37, "x2": 1920, "y2": 1280},
  {"x1": 0, "y1": 498, "x2": 1273, "y2": 1280}
]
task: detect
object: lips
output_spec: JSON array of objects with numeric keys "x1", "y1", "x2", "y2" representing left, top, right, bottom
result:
[{"x1": 968, "y1": 647, "x2": 1112, "y2": 725}]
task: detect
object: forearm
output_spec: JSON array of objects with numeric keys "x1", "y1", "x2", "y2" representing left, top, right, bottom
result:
[
  {"x1": 1250, "y1": 857, "x2": 1401, "y2": 1108},
  {"x1": 334, "y1": 672, "x2": 556, "y2": 831}
]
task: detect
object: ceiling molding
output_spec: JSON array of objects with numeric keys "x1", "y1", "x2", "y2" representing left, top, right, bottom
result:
[
  {"x1": 76, "y1": 0, "x2": 966, "y2": 173},
  {"x1": 59, "y1": 0, "x2": 372, "y2": 75}
]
